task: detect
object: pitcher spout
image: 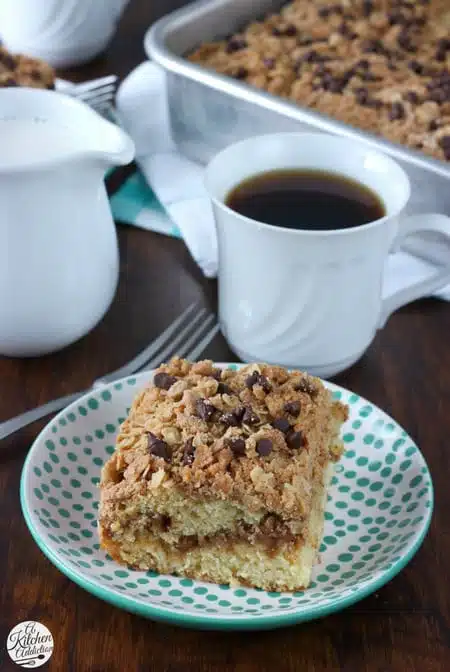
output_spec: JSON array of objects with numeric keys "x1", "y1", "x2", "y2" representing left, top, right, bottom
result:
[
  {"x1": 0, "y1": 88, "x2": 135, "y2": 174},
  {"x1": 86, "y1": 110, "x2": 135, "y2": 168}
]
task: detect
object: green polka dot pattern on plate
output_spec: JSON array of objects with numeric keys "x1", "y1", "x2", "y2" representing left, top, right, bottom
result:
[{"x1": 21, "y1": 370, "x2": 433, "y2": 627}]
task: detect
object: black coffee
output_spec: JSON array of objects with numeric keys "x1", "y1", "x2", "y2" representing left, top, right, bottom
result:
[{"x1": 225, "y1": 169, "x2": 386, "y2": 231}]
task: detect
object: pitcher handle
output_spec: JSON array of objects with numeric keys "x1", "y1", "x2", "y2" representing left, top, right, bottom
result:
[{"x1": 378, "y1": 214, "x2": 450, "y2": 328}]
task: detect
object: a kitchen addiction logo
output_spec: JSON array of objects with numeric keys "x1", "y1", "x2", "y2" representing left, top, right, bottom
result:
[{"x1": 6, "y1": 621, "x2": 54, "y2": 668}]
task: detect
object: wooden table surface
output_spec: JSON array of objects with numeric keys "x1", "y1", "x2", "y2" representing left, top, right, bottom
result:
[{"x1": 1, "y1": 1, "x2": 449, "y2": 670}]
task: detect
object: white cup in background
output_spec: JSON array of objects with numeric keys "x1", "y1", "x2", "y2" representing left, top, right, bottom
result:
[
  {"x1": 205, "y1": 133, "x2": 450, "y2": 378},
  {"x1": 0, "y1": 0, "x2": 130, "y2": 68}
]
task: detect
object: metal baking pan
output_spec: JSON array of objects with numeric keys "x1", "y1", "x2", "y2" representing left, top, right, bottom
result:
[{"x1": 145, "y1": 0, "x2": 450, "y2": 215}]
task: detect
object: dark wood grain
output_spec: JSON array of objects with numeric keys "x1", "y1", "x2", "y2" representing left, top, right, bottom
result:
[{"x1": 1, "y1": 1, "x2": 449, "y2": 670}]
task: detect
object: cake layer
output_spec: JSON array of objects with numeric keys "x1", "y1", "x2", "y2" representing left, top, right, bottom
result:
[{"x1": 100, "y1": 463, "x2": 333, "y2": 591}]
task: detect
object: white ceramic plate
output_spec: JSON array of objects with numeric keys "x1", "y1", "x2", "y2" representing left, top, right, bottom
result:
[{"x1": 20, "y1": 365, "x2": 433, "y2": 630}]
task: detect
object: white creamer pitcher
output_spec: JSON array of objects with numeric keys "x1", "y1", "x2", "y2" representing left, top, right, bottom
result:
[
  {"x1": 0, "y1": 88, "x2": 135, "y2": 357},
  {"x1": 0, "y1": 0, "x2": 130, "y2": 68}
]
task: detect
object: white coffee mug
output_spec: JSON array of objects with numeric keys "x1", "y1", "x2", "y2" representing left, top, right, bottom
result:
[{"x1": 205, "y1": 133, "x2": 450, "y2": 378}]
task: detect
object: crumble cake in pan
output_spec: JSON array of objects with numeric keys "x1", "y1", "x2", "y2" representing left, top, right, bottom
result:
[
  {"x1": 188, "y1": 0, "x2": 450, "y2": 163},
  {"x1": 99, "y1": 359, "x2": 348, "y2": 592}
]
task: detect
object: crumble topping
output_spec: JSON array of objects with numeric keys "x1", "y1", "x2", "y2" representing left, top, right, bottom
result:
[
  {"x1": 101, "y1": 358, "x2": 348, "y2": 519},
  {"x1": 188, "y1": 0, "x2": 450, "y2": 162},
  {"x1": 0, "y1": 46, "x2": 55, "y2": 90}
]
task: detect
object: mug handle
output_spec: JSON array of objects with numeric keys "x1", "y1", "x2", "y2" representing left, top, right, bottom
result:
[{"x1": 378, "y1": 214, "x2": 450, "y2": 328}]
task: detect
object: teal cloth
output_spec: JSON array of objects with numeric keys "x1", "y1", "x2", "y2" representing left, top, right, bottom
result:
[{"x1": 110, "y1": 170, "x2": 181, "y2": 238}]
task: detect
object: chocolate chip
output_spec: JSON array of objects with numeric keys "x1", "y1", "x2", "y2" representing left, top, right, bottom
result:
[
  {"x1": 436, "y1": 46, "x2": 447, "y2": 62},
  {"x1": 284, "y1": 401, "x2": 301, "y2": 416},
  {"x1": 404, "y1": 90, "x2": 419, "y2": 104},
  {"x1": 227, "y1": 437, "x2": 246, "y2": 457},
  {"x1": 242, "y1": 407, "x2": 260, "y2": 425},
  {"x1": 182, "y1": 438, "x2": 196, "y2": 466},
  {"x1": 245, "y1": 371, "x2": 259, "y2": 388},
  {"x1": 355, "y1": 87, "x2": 368, "y2": 104},
  {"x1": 362, "y1": 39, "x2": 384, "y2": 55},
  {"x1": 328, "y1": 76, "x2": 347, "y2": 93},
  {"x1": 226, "y1": 38, "x2": 247, "y2": 53},
  {"x1": 354, "y1": 87, "x2": 382, "y2": 108},
  {"x1": 211, "y1": 368, "x2": 223, "y2": 380},
  {"x1": 160, "y1": 515, "x2": 172, "y2": 531},
  {"x1": 362, "y1": 1, "x2": 373, "y2": 17},
  {"x1": 302, "y1": 50, "x2": 329, "y2": 64},
  {"x1": 388, "y1": 12, "x2": 407, "y2": 25},
  {"x1": 0, "y1": 52, "x2": 16, "y2": 70},
  {"x1": 337, "y1": 22, "x2": 356, "y2": 39},
  {"x1": 272, "y1": 417, "x2": 291, "y2": 434},
  {"x1": 429, "y1": 71, "x2": 450, "y2": 87},
  {"x1": 315, "y1": 64, "x2": 331, "y2": 77},
  {"x1": 220, "y1": 407, "x2": 245, "y2": 427},
  {"x1": 356, "y1": 59, "x2": 370, "y2": 70},
  {"x1": 256, "y1": 438, "x2": 273, "y2": 457},
  {"x1": 429, "y1": 88, "x2": 449, "y2": 104},
  {"x1": 318, "y1": 7, "x2": 331, "y2": 18},
  {"x1": 217, "y1": 382, "x2": 232, "y2": 395},
  {"x1": 361, "y1": 71, "x2": 382, "y2": 82},
  {"x1": 147, "y1": 433, "x2": 171, "y2": 462},
  {"x1": 439, "y1": 136, "x2": 450, "y2": 160},
  {"x1": 1, "y1": 77, "x2": 18, "y2": 87},
  {"x1": 153, "y1": 372, "x2": 178, "y2": 390},
  {"x1": 428, "y1": 119, "x2": 439, "y2": 131},
  {"x1": 408, "y1": 60, "x2": 423, "y2": 74},
  {"x1": 294, "y1": 378, "x2": 318, "y2": 397},
  {"x1": 195, "y1": 398, "x2": 216, "y2": 421},
  {"x1": 284, "y1": 25, "x2": 297, "y2": 37},
  {"x1": 263, "y1": 57, "x2": 276, "y2": 69},
  {"x1": 388, "y1": 102, "x2": 405, "y2": 121},
  {"x1": 437, "y1": 38, "x2": 450, "y2": 52},
  {"x1": 245, "y1": 371, "x2": 271, "y2": 393},
  {"x1": 220, "y1": 412, "x2": 239, "y2": 427},
  {"x1": 397, "y1": 30, "x2": 416, "y2": 52},
  {"x1": 286, "y1": 429, "x2": 305, "y2": 450},
  {"x1": 272, "y1": 24, "x2": 297, "y2": 37},
  {"x1": 234, "y1": 67, "x2": 248, "y2": 80}
]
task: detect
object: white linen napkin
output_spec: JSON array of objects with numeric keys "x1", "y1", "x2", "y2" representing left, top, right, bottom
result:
[{"x1": 116, "y1": 61, "x2": 450, "y2": 300}]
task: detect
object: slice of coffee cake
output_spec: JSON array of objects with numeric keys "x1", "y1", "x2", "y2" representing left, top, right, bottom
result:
[{"x1": 99, "y1": 359, "x2": 348, "y2": 591}]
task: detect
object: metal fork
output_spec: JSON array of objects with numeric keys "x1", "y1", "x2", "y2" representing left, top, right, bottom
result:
[
  {"x1": 56, "y1": 75, "x2": 117, "y2": 115},
  {"x1": 0, "y1": 304, "x2": 219, "y2": 441}
]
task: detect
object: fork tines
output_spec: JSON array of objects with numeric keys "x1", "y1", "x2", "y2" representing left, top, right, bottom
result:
[
  {"x1": 57, "y1": 75, "x2": 117, "y2": 115},
  {"x1": 135, "y1": 306, "x2": 219, "y2": 373}
]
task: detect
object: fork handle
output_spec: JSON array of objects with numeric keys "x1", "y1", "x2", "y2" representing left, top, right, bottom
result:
[{"x1": 0, "y1": 392, "x2": 84, "y2": 441}]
